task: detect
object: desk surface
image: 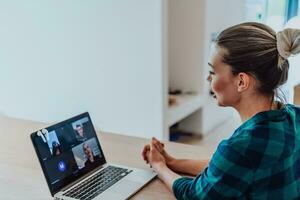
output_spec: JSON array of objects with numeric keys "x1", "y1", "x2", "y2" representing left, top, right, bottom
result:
[{"x1": 0, "y1": 114, "x2": 213, "y2": 200}]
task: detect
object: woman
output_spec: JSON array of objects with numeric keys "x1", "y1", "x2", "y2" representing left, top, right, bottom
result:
[
  {"x1": 142, "y1": 22, "x2": 300, "y2": 199},
  {"x1": 52, "y1": 141, "x2": 62, "y2": 156},
  {"x1": 82, "y1": 143, "x2": 101, "y2": 171}
]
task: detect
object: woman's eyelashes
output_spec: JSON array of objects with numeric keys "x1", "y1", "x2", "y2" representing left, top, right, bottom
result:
[{"x1": 209, "y1": 70, "x2": 215, "y2": 75}]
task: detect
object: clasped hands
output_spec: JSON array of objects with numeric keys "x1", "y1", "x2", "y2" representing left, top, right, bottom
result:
[{"x1": 141, "y1": 137, "x2": 174, "y2": 173}]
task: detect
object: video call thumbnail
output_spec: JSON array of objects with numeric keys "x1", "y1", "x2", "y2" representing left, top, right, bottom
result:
[
  {"x1": 72, "y1": 138, "x2": 102, "y2": 171},
  {"x1": 47, "y1": 131, "x2": 62, "y2": 156},
  {"x1": 72, "y1": 117, "x2": 94, "y2": 143},
  {"x1": 44, "y1": 151, "x2": 78, "y2": 184}
]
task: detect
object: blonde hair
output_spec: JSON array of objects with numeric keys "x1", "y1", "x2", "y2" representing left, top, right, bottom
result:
[
  {"x1": 276, "y1": 28, "x2": 300, "y2": 68},
  {"x1": 216, "y1": 22, "x2": 300, "y2": 98}
]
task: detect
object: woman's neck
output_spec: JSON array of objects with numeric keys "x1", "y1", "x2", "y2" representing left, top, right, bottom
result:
[{"x1": 234, "y1": 94, "x2": 274, "y2": 123}]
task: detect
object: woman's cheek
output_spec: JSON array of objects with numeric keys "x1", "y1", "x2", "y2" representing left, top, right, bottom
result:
[
  {"x1": 209, "y1": 80, "x2": 217, "y2": 99},
  {"x1": 214, "y1": 75, "x2": 227, "y2": 93},
  {"x1": 211, "y1": 78, "x2": 219, "y2": 93}
]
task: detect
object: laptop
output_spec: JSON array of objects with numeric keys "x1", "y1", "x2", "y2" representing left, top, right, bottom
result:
[{"x1": 30, "y1": 112, "x2": 156, "y2": 200}]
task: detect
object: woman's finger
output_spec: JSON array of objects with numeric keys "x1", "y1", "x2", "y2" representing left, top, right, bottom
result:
[
  {"x1": 150, "y1": 142, "x2": 159, "y2": 155},
  {"x1": 142, "y1": 145, "x2": 150, "y2": 158},
  {"x1": 141, "y1": 144, "x2": 148, "y2": 156},
  {"x1": 153, "y1": 137, "x2": 165, "y2": 148},
  {"x1": 142, "y1": 144, "x2": 150, "y2": 162},
  {"x1": 151, "y1": 139, "x2": 160, "y2": 151},
  {"x1": 152, "y1": 138, "x2": 164, "y2": 152}
]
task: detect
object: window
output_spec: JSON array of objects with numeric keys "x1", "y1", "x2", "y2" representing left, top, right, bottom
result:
[
  {"x1": 265, "y1": 0, "x2": 288, "y2": 31},
  {"x1": 245, "y1": 0, "x2": 267, "y2": 23},
  {"x1": 246, "y1": 0, "x2": 299, "y2": 31},
  {"x1": 286, "y1": 0, "x2": 299, "y2": 22}
]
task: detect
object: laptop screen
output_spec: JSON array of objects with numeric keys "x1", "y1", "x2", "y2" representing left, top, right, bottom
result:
[{"x1": 31, "y1": 112, "x2": 106, "y2": 196}]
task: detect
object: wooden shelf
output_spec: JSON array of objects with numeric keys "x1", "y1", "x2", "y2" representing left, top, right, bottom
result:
[{"x1": 167, "y1": 94, "x2": 207, "y2": 126}]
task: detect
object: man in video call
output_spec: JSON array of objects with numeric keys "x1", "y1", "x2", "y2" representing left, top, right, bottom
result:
[
  {"x1": 82, "y1": 143, "x2": 101, "y2": 172},
  {"x1": 74, "y1": 124, "x2": 88, "y2": 143}
]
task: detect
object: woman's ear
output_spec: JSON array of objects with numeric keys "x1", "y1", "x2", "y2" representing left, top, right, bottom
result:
[{"x1": 236, "y1": 72, "x2": 251, "y2": 92}]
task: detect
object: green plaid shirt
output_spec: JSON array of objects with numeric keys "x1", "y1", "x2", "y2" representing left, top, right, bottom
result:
[{"x1": 173, "y1": 104, "x2": 300, "y2": 199}]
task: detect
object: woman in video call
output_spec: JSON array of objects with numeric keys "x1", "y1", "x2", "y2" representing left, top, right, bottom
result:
[
  {"x1": 83, "y1": 143, "x2": 100, "y2": 171},
  {"x1": 142, "y1": 22, "x2": 300, "y2": 199},
  {"x1": 52, "y1": 141, "x2": 62, "y2": 156}
]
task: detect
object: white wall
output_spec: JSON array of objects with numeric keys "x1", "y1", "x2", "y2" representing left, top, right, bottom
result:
[
  {"x1": 0, "y1": 0, "x2": 165, "y2": 139},
  {"x1": 201, "y1": 0, "x2": 246, "y2": 134},
  {"x1": 284, "y1": 16, "x2": 300, "y2": 103},
  {"x1": 168, "y1": 0, "x2": 205, "y2": 94}
]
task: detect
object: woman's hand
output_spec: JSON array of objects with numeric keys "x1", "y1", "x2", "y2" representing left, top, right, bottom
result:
[
  {"x1": 142, "y1": 137, "x2": 210, "y2": 176},
  {"x1": 145, "y1": 143, "x2": 167, "y2": 172},
  {"x1": 143, "y1": 141, "x2": 181, "y2": 192},
  {"x1": 142, "y1": 137, "x2": 175, "y2": 166}
]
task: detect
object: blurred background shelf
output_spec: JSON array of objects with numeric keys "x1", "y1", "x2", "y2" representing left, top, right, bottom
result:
[{"x1": 167, "y1": 94, "x2": 206, "y2": 126}]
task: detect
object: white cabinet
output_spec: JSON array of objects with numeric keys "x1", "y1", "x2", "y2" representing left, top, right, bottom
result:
[{"x1": 161, "y1": 0, "x2": 246, "y2": 140}]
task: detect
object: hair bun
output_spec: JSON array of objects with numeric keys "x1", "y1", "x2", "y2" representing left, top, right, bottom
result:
[{"x1": 276, "y1": 28, "x2": 300, "y2": 59}]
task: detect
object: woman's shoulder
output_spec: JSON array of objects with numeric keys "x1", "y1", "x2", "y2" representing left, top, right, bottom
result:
[
  {"x1": 215, "y1": 104, "x2": 300, "y2": 168},
  {"x1": 226, "y1": 126, "x2": 296, "y2": 169},
  {"x1": 226, "y1": 126, "x2": 269, "y2": 156},
  {"x1": 285, "y1": 103, "x2": 300, "y2": 117},
  {"x1": 232, "y1": 103, "x2": 300, "y2": 140}
]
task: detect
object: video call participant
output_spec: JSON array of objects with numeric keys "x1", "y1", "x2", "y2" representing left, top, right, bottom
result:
[
  {"x1": 82, "y1": 143, "x2": 101, "y2": 172},
  {"x1": 74, "y1": 124, "x2": 88, "y2": 143},
  {"x1": 52, "y1": 141, "x2": 62, "y2": 156}
]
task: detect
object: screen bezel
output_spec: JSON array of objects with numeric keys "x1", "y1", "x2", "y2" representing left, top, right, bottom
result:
[{"x1": 30, "y1": 112, "x2": 107, "y2": 196}]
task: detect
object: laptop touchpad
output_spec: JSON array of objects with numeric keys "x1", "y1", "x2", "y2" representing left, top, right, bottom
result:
[{"x1": 109, "y1": 180, "x2": 141, "y2": 194}]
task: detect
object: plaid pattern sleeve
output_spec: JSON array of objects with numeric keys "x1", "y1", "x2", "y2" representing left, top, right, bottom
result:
[
  {"x1": 172, "y1": 104, "x2": 300, "y2": 200},
  {"x1": 173, "y1": 139, "x2": 254, "y2": 200}
]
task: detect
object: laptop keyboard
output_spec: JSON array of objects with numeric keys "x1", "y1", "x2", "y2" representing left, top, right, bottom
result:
[{"x1": 63, "y1": 166, "x2": 132, "y2": 200}]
